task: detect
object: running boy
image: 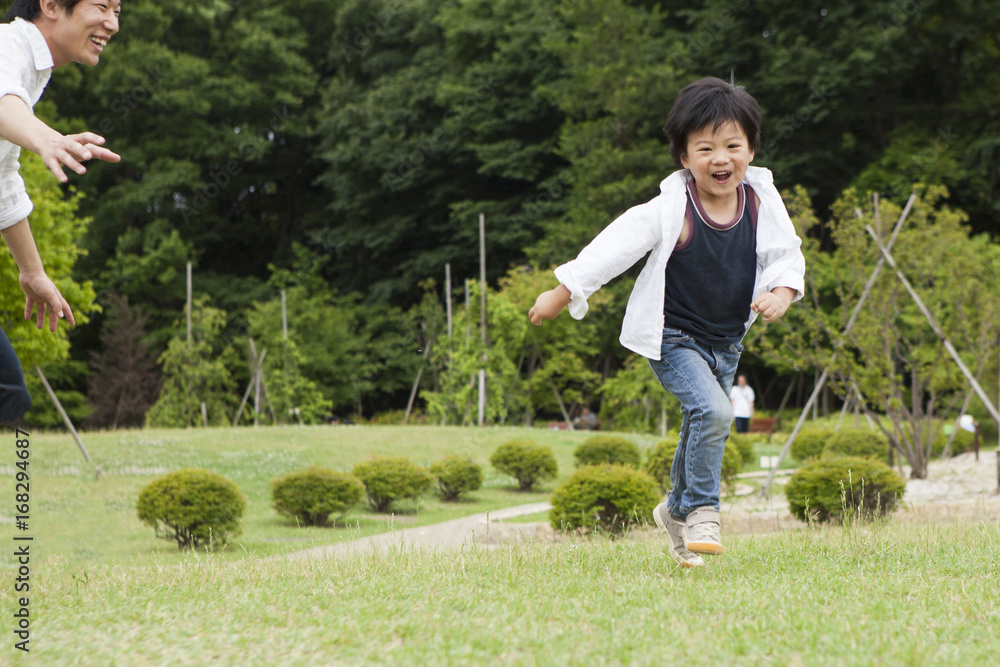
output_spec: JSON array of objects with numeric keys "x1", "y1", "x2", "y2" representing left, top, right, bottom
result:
[
  {"x1": 529, "y1": 77, "x2": 805, "y2": 567},
  {"x1": 0, "y1": 0, "x2": 121, "y2": 420}
]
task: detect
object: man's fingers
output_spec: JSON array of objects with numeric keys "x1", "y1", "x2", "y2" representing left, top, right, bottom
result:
[
  {"x1": 70, "y1": 131, "x2": 106, "y2": 145},
  {"x1": 58, "y1": 151, "x2": 88, "y2": 175},
  {"x1": 62, "y1": 299, "x2": 76, "y2": 327},
  {"x1": 85, "y1": 144, "x2": 121, "y2": 163},
  {"x1": 35, "y1": 302, "x2": 45, "y2": 329},
  {"x1": 23, "y1": 297, "x2": 33, "y2": 322},
  {"x1": 43, "y1": 157, "x2": 69, "y2": 183},
  {"x1": 48, "y1": 304, "x2": 59, "y2": 332}
]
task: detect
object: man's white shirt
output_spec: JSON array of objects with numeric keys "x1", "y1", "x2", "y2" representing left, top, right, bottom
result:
[
  {"x1": 0, "y1": 18, "x2": 54, "y2": 229},
  {"x1": 730, "y1": 385, "x2": 755, "y2": 419}
]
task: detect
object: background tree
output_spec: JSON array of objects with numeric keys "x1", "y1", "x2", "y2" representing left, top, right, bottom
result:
[
  {"x1": 145, "y1": 298, "x2": 237, "y2": 428},
  {"x1": 759, "y1": 186, "x2": 1000, "y2": 478},
  {"x1": 85, "y1": 294, "x2": 160, "y2": 429}
]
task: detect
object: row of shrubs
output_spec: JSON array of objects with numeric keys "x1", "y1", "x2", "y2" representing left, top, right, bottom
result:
[
  {"x1": 790, "y1": 426, "x2": 975, "y2": 464},
  {"x1": 136, "y1": 452, "x2": 489, "y2": 549},
  {"x1": 137, "y1": 430, "x2": 907, "y2": 549}
]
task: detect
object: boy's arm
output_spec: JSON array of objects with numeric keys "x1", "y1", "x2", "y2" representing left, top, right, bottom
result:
[
  {"x1": 0, "y1": 95, "x2": 120, "y2": 183},
  {"x1": 751, "y1": 286, "x2": 796, "y2": 323},
  {"x1": 0, "y1": 218, "x2": 75, "y2": 331},
  {"x1": 528, "y1": 284, "x2": 571, "y2": 326}
]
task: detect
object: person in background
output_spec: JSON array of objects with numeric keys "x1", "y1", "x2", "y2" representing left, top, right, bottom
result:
[
  {"x1": 573, "y1": 406, "x2": 598, "y2": 431},
  {"x1": 730, "y1": 374, "x2": 755, "y2": 434}
]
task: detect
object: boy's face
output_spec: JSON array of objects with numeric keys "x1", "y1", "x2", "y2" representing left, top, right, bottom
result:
[
  {"x1": 44, "y1": 0, "x2": 121, "y2": 68},
  {"x1": 680, "y1": 121, "x2": 754, "y2": 207}
]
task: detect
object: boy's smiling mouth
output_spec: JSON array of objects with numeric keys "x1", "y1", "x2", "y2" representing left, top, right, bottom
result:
[{"x1": 711, "y1": 171, "x2": 732, "y2": 184}]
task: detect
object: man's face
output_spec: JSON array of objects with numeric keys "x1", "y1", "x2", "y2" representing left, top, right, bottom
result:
[
  {"x1": 46, "y1": 0, "x2": 121, "y2": 68},
  {"x1": 737, "y1": 376, "x2": 747, "y2": 387}
]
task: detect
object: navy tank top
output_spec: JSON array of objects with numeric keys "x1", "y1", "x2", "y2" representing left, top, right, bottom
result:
[{"x1": 662, "y1": 181, "x2": 758, "y2": 347}]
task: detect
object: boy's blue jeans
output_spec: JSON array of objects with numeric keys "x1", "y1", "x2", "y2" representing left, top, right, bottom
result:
[{"x1": 648, "y1": 327, "x2": 741, "y2": 522}]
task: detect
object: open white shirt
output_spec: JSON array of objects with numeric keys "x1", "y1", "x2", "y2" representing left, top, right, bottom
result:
[
  {"x1": 0, "y1": 18, "x2": 54, "y2": 229},
  {"x1": 554, "y1": 166, "x2": 806, "y2": 360}
]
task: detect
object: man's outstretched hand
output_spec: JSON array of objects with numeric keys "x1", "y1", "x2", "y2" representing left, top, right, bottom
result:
[
  {"x1": 19, "y1": 272, "x2": 76, "y2": 332},
  {"x1": 39, "y1": 132, "x2": 120, "y2": 183}
]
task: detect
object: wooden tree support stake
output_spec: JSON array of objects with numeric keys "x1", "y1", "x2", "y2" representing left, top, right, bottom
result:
[{"x1": 34, "y1": 366, "x2": 94, "y2": 473}]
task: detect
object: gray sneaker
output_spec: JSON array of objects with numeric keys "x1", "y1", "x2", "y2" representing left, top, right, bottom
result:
[
  {"x1": 684, "y1": 506, "x2": 723, "y2": 555},
  {"x1": 653, "y1": 502, "x2": 704, "y2": 568}
]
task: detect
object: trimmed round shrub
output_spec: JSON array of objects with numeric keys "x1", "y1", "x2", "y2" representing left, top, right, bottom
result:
[
  {"x1": 271, "y1": 467, "x2": 364, "y2": 526},
  {"x1": 644, "y1": 435, "x2": 740, "y2": 494},
  {"x1": 352, "y1": 457, "x2": 435, "y2": 513},
  {"x1": 785, "y1": 456, "x2": 905, "y2": 523},
  {"x1": 136, "y1": 468, "x2": 247, "y2": 549},
  {"x1": 574, "y1": 435, "x2": 641, "y2": 468},
  {"x1": 823, "y1": 429, "x2": 890, "y2": 463},
  {"x1": 721, "y1": 440, "x2": 743, "y2": 488},
  {"x1": 550, "y1": 464, "x2": 661, "y2": 534},
  {"x1": 644, "y1": 438, "x2": 678, "y2": 494},
  {"x1": 489, "y1": 440, "x2": 558, "y2": 491},
  {"x1": 429, "y1": 455, "x2": 483, "y2": 501},
  {"x1": 932, "y1": 428, "x2": 975, "y2": 458},
  {"x1": 728, "y1": 433, "x2": 759, "y2": 467},
  {"x1": 790, "y1": 428, "x2": 833, "y2": 462}
]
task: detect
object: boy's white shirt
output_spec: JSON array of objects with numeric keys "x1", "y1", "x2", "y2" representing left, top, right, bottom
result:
[{"x1": 554, "y1": 166, "x2": 806, "y2": 360}]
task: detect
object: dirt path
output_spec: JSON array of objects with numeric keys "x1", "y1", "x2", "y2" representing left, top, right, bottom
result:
[
  {"x1": 288, "y1": 452, "x2": 1000, "y2": 559},
  {"x1": 288, "y1": 502, "x2": 553, "y2": 560}
]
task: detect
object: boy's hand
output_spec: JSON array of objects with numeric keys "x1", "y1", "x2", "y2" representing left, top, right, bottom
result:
[
  {"x1": 19, "y1": 272, "x2": 76, "y2": 332},
  {"x1": 751, "y1": 287, "x2": 794, "y2": 324},
  {"x1": 39, "y1": 132, "x2": 121, "y2": 183},
  {"x1": 528, "y1": 285, "x2": 572, "y2": 326}
]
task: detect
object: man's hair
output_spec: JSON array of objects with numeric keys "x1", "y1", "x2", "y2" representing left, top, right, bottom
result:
[
  {"x1": 5, "y1": 0, "x2": 82, "y2": 22},
  {"x1": 663, "y1": 77, "x2": 761, "y2": 168}
]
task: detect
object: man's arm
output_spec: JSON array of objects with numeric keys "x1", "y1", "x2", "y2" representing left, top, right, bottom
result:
[
  {"x1": 0, "y1": 95, "x2": 119, "y2": 182},
  {"x1": 0, "y1": 218, "x2": 75, "y2": 331}
]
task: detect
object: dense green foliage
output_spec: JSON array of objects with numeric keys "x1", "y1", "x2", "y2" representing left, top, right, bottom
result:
[
  {"x1": 549, "y1": 463, "x2": 660, "y2": 534},
  {"x1": 727, "y1": 433, "x2": 759, "y2": 467},
  {"x1": 790, "y1": 428, "x2": 833, "y2": 463},
  {"x1": 721, "y1": 440, "x2": 743, "y2": 490},
  {"x1": 489, "y1": 440, "x2": 558, "y2": 491},
  {"x1": 823, "y1": 430, "x2": 891, "y2": 464},
  {"x1": 135, "y1": 468, "x2": 247, "y2": 549},
  {"x1": 573, "y1": 435, "x2": 641, "y2": 469},
  {"x1": 429, "y1": 455, "x2": 484, "y2": 501},
  {"x1": 270, "y1": 467, "x2": 365, "y2": 526},
  {"x1": 785, "y1": 456, "x2": 906, "y2": 524},
  {"x1": 6, "y1": 0, "x2": 997, "y2": 428},
  {"x1": 351, "y1": 457, "x2": 436, "y2": 512}
]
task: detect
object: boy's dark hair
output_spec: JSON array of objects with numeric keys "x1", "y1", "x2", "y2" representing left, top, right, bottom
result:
[
  {"x1": 663, "y1": 77, "x2": 761, "y2": 167},
  {"x1": 5, "y1": 0, "x2": 82, "y2": 22}
]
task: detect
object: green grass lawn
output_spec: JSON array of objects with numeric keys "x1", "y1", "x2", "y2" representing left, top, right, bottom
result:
[
  {"x1": 10, "y1": 521, "x2": 999, "y2": 665},
  {"x1": 0, "y1": 425, "x2": 667, "y2": 569},
  {"x1": 2, "y1": 424, "x2": 998, "y2": 664}
]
